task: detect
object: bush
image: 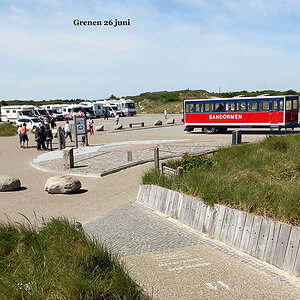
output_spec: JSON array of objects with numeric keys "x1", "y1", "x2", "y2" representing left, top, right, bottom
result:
[
  {"x1": 181, "y1": 153, "x2": 212, "y2": 170},
  {"x1": 0, "y1": 123, "x2": 17, "y2": 136}
]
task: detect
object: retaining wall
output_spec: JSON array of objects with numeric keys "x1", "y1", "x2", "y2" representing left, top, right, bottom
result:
[{"x1": 137, "y1": 185, "x2": 300, "y2": 277}]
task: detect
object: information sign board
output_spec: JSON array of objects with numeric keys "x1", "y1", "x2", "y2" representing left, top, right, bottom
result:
[{"x1": 75, "y1": 116, "x2": 86, "y2": 135}]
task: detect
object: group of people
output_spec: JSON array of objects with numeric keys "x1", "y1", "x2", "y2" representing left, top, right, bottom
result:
[
  {"x1": 35, "y1": 122, "x2": 53, "y2": 151},
  {"x1": 18, "y1": 117, "x2": 97, "y2": 151},
  {"x1": 18, "y1": 121, "x2": 54, "y2": 151}
]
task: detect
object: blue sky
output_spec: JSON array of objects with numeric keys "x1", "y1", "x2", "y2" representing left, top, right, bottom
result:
[{"x1": 0, "y1": 0, "x2": 300, "y2": 100}]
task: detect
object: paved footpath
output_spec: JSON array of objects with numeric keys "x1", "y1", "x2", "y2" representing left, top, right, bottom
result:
[{"x1": 84, "y1": 202, "x2": 300, "y2": 300}]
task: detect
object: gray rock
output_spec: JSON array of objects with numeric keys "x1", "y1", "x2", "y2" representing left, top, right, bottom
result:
[
  {"x1": 167, "y1": 118, "x2": 175, "y2": 124},
  {"x1": 95, "y1": 125, "x2": 104, "y2": 131},
  {"x1": 44, "y1": 175, "x2": 81, "y2": 194},
  {"x1": 154, "y1": 120, "x2": 162, "y2": 126},
  {"x1": 0, "y1": 176, "x2": 21, "y2": 191},
  {"x1": 115, "y1": 124, "x2": 123, "y2": 130}
]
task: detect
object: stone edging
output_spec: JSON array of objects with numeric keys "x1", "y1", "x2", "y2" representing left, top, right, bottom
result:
[{"x1": 137, "y1": 185, "x2": 300, "y2": 277}]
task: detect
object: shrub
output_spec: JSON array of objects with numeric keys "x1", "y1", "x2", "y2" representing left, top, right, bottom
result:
[
  {"x1": 181, "y1": 153, "x2": 212, "y2": 171},
  {"x1": 0, "y1": 123, "x2": 17, "y2": 136}
]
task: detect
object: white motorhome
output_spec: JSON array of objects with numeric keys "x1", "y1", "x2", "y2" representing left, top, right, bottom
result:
[
  {"x1": 103, "y1": 100, "x2": 122, "y2": 117},
  {"x1": 61, "y1": 104, "x2": 85, "y2": 120},
  {"x1": 119, "y1": 98, "x2": 136, "y2": 116},
  {"x1": 41, "y1": 104, "x2": 64, "y2": 121},
  {"x1": 0, "y1": 105, "x2": 35, "y2": 123},
  {"x1": 33, "y1": 106, "x2": 51, "y2": 120},
  {"x1": 79, "y1": 102, "x2": 102, "y2": 118}
]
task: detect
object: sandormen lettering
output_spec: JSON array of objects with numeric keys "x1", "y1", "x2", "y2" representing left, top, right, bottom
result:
[{"x1": 209, "y1": 114, "x2": 242, "y2": 120}]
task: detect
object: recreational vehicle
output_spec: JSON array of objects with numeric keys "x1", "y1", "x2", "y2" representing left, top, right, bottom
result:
[
  {"x1": 119, "y1": 99, "x2": 136, "y2": 116},
  {"x1": 0, "y1": 105, "x2": 35, "y2": 123},
  {"x1": 80, "y1": 102, "x2": 103, "y2": 118},
  {"x1": 41, "y1": 104, "x2": 64, "y2": 121}
]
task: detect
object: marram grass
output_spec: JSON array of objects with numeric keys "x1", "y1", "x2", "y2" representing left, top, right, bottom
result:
[
  {"x1": 0, "y1": 217, "x2": 148, "y2": 300},
  {"x1": 143, "y1": 135, "x2": 300, "y2": 226},
  {"x1": 0, "y1": 123, "x2": 17, "y2": 137}
]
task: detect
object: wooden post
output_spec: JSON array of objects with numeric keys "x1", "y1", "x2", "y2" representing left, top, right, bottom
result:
[
  {"x1": 63, "y1": 147, "x2": 74, "y2": 169},
  {"x1": 127, "y1": 151, "x2": 132, "y2": 162},
  {"x1": 161, "y1": 162, "x2": 166, "y2": 174},
  {"x1": 58, "y1": 127, "x2": 62, "y2": 150},
  {"x1": 154, "y1": 147, "x2": 159, "y2": 169}
]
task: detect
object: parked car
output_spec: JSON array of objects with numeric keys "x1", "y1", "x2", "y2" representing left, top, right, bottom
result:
[{"x1": 16, "y1": 117, "x2": 42, "y2": 130}]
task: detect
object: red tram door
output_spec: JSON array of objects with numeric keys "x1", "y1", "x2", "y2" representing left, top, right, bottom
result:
[{"x1": 269, "y1": 100, "x2": 283, "y2": 125}]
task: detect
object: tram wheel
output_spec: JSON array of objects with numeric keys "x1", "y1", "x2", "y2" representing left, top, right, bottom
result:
[{"x1": 203, "y1": 127, "x2": 217, "y2": 134}]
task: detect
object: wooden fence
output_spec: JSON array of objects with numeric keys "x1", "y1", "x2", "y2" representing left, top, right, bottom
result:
[{"x1": 137, "y1": 185, "x2": 300, "y2": 277}]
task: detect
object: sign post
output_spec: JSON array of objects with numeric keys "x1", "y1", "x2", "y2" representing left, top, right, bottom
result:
[{"x1": 74, "y1": 115, "x2": 88, "y2": 148}]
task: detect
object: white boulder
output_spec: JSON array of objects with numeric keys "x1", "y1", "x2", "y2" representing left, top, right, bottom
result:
[
  {"x1": 0, "y1": 176, "x2": 21, "y2": 191},
  {"x1": 45, "y1": 175, "x2": 81, "y2": 194},
  {"x1": 154, "y1": 120, "x2": 162, "y2": 126},
  {"x1": 167, "y1": 118, "x2": 175, "y2": 124}
]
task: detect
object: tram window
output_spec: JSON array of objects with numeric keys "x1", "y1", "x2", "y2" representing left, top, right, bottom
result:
[
  {"x1": 195, "y1": 103, "x2": 203, "y2": 112},
  {"x1": 248, "y1": 102, "x2": 258, "y2": 111},
  {"x1": 225, "y1": 102, "x2": 235, "y2": 111},
  {"x1": 236, "y1": 102, "x2": 246, "y2": 111},
  {"x1": 272, "y1": 101, "x2": 278, "y2": 111},
  {"x1": 185, "y1": 104, "x2": 194, "y2": 113},
  {"x1": 215, "y1": 103, "x2": 224, "y2": 112},
  {"x1": 205, "y1": 103, "x2": 213, "y2": 112},
  {"x1": 279, "y1": 100, "x2": 283, "y2": 111},
  {"x1": 259, "y1": 101, "x2": 269, "y2": 111},
  {"x1": 286, "y1": 100, "x2": 292, "y2": 110},
  {"x1": 292, "y1": 100, "x2": 298, "y2": 110}
]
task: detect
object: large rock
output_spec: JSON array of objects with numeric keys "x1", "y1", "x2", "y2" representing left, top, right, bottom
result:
[
  {"x1": 167, "y1": 118, "x2": 175, "y2": 124},
  {"x1": 115, "y1": 124, "x2": 123, "y2": 130},
  {"x1": 44, "y1": 175, "x2": 81, "y2": 194},
  {"x1": 95, "y1": 125, "x2": 104, "y2": 131},
  {"x1": 0, "y1": 176, "x2": 21, "y2": 191},
  {"x1": 154, "y1": 120, "x2": 162, "y2": 126}
]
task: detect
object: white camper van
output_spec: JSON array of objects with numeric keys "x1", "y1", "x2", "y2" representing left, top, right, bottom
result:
[
  {"x1": 119, "y1": 99, "x2": 136, "y2": 116},
  {"x1": 61, "y1": 104, "x2": 85, "y2": 120},
  {"x1": 103, "y1": 101, "x2": 122, "y2": 117},
  {"x1": 41, "y1": 104, "x2": 64, "y2": 121},
  {"x1": 79, "y1": 102, "x2": 104, "y2": 118},
  {"x1": 1, "y1": 105, "x2": 35, "y2": 123}
]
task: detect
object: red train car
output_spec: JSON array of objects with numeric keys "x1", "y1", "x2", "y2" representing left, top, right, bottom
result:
[{"x1": 184, "y1": 95, "x2": 299, "y2": 134}]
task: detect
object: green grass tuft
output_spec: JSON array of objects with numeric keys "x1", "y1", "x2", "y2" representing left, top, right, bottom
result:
[{"x1": 0, "y1": 218, "x2": 148, "y2": 300}]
